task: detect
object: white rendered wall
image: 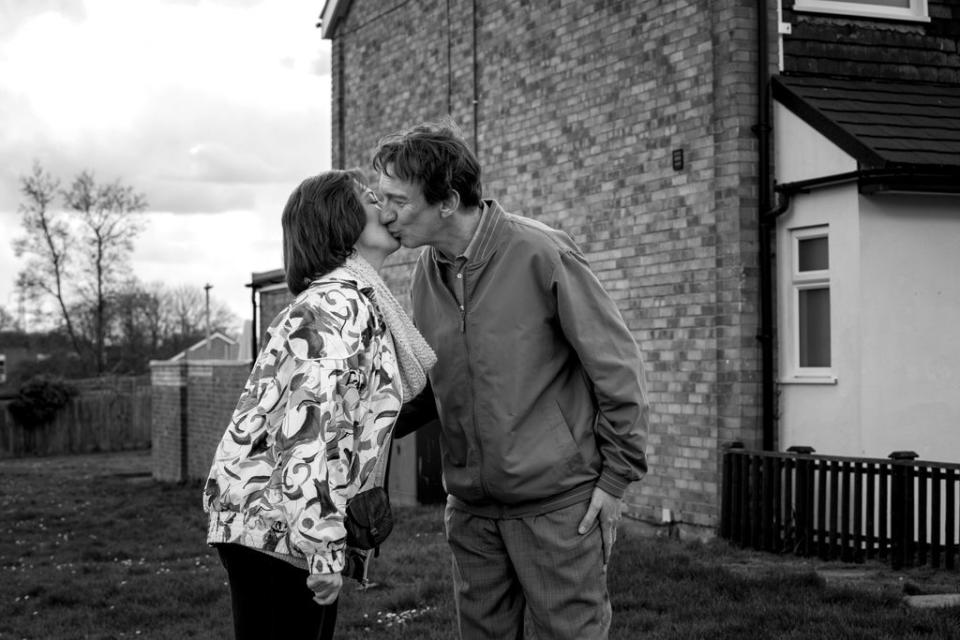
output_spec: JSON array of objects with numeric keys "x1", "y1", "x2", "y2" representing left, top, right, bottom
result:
[
  {"x1": 774, "y1": 101, "x2": 960, "y2": 463},
  {"x1": 776, "y1": 184, "x2": 863, "y2": 455},
  {"x1": 774, "y1": 104, "x2": 856, "y2": 184},
  {"x1": 775, "y1": 101, "x2": 862, "y2": 455},
  {"x1": 858, "y1": 195, "x2": 960, "y2": 462}
]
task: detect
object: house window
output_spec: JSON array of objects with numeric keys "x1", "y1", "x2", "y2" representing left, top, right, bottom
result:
[
  {"x1": 793, "y1": 0, "x2": 929, "y2": 22},
  {"x1": 791, "y1": 227, "x2": 832, "y2": 374},
  {"x1": 0, "y1": 354, "x2": 6, "y2": 384}
]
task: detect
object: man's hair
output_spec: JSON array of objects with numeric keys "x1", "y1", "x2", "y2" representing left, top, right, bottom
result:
[
  {"x1": 281, "y1": 170, "x2": 365, "y2": 295},
  {"x1": 372, "y1": 120, "x2": 482, "y2": 208}
]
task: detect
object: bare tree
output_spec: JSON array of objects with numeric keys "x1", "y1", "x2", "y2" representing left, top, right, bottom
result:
[
  {"x1": 62, "y1": 171, "x2": 147, "y2": 373},
  {"x1": 0, "y1": 305, "x2": 14, "y2": 331},
  {"x1": 12, "y1": 163, "x2": 148, "y2": 373},
  {"x1": 115, "y1": 280, "x2": 239, "y2": 364},
  {"x1": 168, "y1": 284, "x2": 207, "y2": 338},
  {"x1": 12, "y1": 163, "x2": 83, "y2": 354},
  {"x1": 166, "y1": 284, "x2": 237, "y2": 342},
  {"x1": 137, "y1": 281, "x2": 167, "y2": 352}
]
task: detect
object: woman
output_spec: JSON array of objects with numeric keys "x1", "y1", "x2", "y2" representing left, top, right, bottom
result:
[{"x1": 204, "y1": 170, "x2": 436, "y2": 640}]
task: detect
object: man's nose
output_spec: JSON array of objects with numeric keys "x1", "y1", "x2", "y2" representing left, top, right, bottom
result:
[{"x1": 378, "y1": 203, "x2": 396, "y2": 224}]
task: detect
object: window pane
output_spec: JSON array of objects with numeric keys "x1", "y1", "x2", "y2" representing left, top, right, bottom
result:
[
  {"x1": 798, "y1": 236, "x2": 828, "y2": 272},
  {"x1": 799, "y1": 287, "x2": 831, "y2": 367}
]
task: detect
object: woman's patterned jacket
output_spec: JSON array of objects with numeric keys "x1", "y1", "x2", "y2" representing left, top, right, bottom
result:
[{"x1": 204, "y1": 268, "x2": 401, "y2": 576}]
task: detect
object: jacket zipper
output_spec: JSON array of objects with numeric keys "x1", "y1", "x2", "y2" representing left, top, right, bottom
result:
[
  {"x1": 457, "y1": 266, "x2": 487, "y2": 499},
  {"x1": 456, "y1": 270, "x2": 466, "y2": 333}
]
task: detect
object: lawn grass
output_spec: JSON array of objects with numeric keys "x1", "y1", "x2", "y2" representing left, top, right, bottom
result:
[{"x1": 1, "y1": 450, "x2": 959, "y2": 639}]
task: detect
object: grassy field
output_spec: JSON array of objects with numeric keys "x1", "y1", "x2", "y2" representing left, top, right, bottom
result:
[{"x1": 2, "y1": 450, "x2": 960, "y2": 639}]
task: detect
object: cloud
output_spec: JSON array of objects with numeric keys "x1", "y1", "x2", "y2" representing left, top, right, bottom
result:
[
  {"x1": 0, "y1": 0, "x2": 332, "y2": 319},
  {"x1": 0, "y1": 0, "x2": 86, "y2": 37},
  {"x1": 0, "y1": 0, "x2": 331, "y2": 213}
]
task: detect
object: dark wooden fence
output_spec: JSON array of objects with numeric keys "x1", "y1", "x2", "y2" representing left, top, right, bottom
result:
[
  {"x1": 0, "y1": 376, "x2": 151, "y2": 458},
  {"x1": 721, "y1": 445, "x2": 960, "y2": 570}
]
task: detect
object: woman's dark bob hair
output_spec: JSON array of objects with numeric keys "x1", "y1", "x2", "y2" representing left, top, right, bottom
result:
[{"x1": 282, "y1": 170, "x2": 366, "y2": 295}]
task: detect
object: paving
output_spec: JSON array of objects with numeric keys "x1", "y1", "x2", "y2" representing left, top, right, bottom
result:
[{"x1": 718, "y1": 549, "x2": 960, "y2": 606}]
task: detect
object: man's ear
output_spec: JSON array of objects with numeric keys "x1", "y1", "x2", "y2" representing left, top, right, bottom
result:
[{"x1": 438, "y1": 190, "x2": 461, "y2": 218}]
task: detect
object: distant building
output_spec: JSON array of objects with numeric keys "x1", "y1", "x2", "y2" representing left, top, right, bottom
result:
[{"x1": 167, "y1": 331, "x2": 239, "y2": 361}]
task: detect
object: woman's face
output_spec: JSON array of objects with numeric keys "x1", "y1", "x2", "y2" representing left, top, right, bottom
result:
[{"x1": 354, "y1": 183, "x2": 400, "y2": 258}]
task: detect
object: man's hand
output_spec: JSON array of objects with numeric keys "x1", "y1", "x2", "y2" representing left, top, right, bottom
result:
[
  {"x1": 577, "y1": 487, "x2": 622, "y2": 565},
  {"x1": 306, "y1": 572, "x2": 343, "y2": 606}
]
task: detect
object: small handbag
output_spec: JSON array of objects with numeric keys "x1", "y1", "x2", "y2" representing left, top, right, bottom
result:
[
  {"x1": 344, "y1": 485, "x2": 394, "y2": 550},
  {"x1": 341, "y1": 433, "x2": 394, "y2": 586}
]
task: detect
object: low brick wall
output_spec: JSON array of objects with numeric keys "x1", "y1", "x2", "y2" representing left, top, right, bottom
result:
[{"x1": 149, "y1": 360, "x2": 250, "y2": 483}]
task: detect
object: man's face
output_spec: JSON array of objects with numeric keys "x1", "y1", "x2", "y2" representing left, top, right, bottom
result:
[{"x1": 377, "y1": 169, "x2": 444, "y2": 250}]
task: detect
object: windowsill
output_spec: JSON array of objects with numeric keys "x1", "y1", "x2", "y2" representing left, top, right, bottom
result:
[
  {"x1": 792, "y1": 7, "x2": 930, "y2": 23},
  {"x1": 779, "y1": 375, "x2": 838, "y2": 385}
]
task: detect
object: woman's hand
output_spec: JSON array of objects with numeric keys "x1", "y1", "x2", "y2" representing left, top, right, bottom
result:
[{"x1": 306, "y1": 572, "x2": 343, "y2": 606}]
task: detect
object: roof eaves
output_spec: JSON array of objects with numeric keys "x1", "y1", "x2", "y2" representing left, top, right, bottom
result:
[
  {"x1": 248, "y1": 268, "x2": 285, "y2": 289},
  {"x1": 319, "y1": 0, "x2": 352, "y2": 40},
  {"x1": 772, "y1": 76, "x2": 887, "y2": 169}
]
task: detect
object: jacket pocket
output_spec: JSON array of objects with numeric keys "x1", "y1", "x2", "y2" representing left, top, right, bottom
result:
[{"x1": 487, "y1": 401, "x2": 583, "y2": 502}]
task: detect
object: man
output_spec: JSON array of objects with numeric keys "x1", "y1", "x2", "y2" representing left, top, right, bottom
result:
[{"x1": 374, "y1": 121, "x2": 649, "y2": 640}]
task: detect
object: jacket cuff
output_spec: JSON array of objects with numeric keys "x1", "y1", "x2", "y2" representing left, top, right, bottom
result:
[{"x1": 597, "y1": 468, "x2": 630, "y2": 499}]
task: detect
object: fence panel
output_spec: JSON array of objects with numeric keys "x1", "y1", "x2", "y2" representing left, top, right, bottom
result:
[
  {"x1": 0, "y1": 380, "x2": 150, "y2": 458},
  {"x1": 720, "y1": 447, "x2": 960, "y2": 570}
]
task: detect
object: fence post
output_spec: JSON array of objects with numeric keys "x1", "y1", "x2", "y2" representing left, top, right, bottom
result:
[
  {"x1": 721, "y1": 442, "x2": 744, "y2": 542},
  {"x1": 788, "y1": 446, "x2": 815, "y2": 557},
  {"x1": 889, "y1": 451, "x2": 918, "y2": 570}
]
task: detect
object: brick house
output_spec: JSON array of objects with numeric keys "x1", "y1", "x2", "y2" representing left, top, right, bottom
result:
[{"x1": 317, "y1": 0, "x2": 960, "y2": 534}]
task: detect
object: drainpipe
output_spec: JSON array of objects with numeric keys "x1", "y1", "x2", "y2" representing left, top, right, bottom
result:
[
  {"x1": 249, "y1": 284, "x2": 258, "y2": 370},
  {"x1": 336, "y1": 39, "x2": 346, "y2": 169},
  {"x1": 758, "y1": 193, "x2": 790, "y2": 452},
  {"x1": 472, "y1": 0, "x2": 479, "y2": 154},
  {"x1": 757, "y1": 0, "x2": 775, "y2": 450}
]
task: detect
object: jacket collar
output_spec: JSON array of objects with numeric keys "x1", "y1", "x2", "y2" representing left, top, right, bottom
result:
[{"x1": 431, "y1": 199, "x2": 507, "y2": 268}]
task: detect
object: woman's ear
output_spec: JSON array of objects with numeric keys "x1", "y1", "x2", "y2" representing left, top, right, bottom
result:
[{"x1": 439, "y1": 190, "x2": 461, "y2": 218}]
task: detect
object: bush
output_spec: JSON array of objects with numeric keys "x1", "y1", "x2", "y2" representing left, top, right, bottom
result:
[{"x1": 8, "y1": 376, "x2": 78, "y2": 428}]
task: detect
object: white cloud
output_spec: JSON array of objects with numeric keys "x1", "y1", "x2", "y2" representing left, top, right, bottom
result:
[
  {"x1": 133, "y1": 207, "x2": 285, "y2": 327},
  {"x1": 0, "y1": 0, "x2": 331, "y2": 321}
]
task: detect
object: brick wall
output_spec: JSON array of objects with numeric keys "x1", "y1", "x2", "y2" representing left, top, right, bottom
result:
[
  {"x1": 257, "y1": 286, "x2": 293, "y2": 348},
  {"x1": 150, "y1": 360, "x2": 249, "y2": 482},
  {"x1": 782, "y1": 0, "x2": 960, "y2": 82},
  {"x1": 329, "y1": 0, "x2": 764, "y2": 531}
]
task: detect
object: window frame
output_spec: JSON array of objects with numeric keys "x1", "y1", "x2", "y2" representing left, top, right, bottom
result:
[
  {"x1": 792, "y1": 0, "x2": 930, "y2": 22},
  {"x1": 786, "y1": 226, "x2": 835, "y2": 382}
]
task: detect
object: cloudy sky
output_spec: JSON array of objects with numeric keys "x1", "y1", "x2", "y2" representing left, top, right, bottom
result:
[{"x1": 0, "y1": 0, "x2": 332, "y2": 328}]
